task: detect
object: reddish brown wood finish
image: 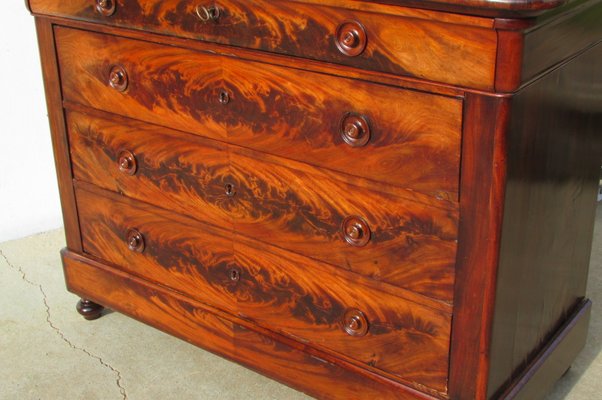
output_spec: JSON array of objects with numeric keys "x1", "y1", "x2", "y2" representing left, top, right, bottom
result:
[
  {"x1": 521, "y1": 0, "x2": 602, "y2": 83},
  {"x1": 494, "y1": 0, "x2": 602, "y2": 92},
  {"x1": 487, "y1": 43, "x2": 602, "y2": 398},
  {"x1": 28, "y1": 0, "x2": 601, "y2": 398},
  {"x1": 75, "y1": 298, "x2": 104, "y2": 320},
  {"x1": 30, "y1": 0, "x2": 498, "y2": 89},
  {"x1": 448, "y1": 93, "x2": 510, "y2": 400},
  {"x1": 67, "y1": 109, "x2": 459, "y2": 301},
  {"x1": 62, "y1": 250, "x2": 439, "y2": 400},
  {"x1": 56, "y1": 27, "x2": 463, "y2": 199},
  {"x1": 33, "y1": 18, "x2": 82, "y2": 252},
  {"x1": 75, "y1": 186, "x2": 452, "y2": 392},
  {"x1": 501, "y1": 299, "x2": 591, "y2": 399}
]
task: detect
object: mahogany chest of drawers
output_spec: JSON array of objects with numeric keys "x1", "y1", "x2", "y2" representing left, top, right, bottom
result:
[{"x1": 28, "y1": 0, "x2": 602, "y2": 398}]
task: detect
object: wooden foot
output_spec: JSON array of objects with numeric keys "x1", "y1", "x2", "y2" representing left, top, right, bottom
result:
[{"x1": 76, "y1": 298, "x2": 104, "y2": 320}]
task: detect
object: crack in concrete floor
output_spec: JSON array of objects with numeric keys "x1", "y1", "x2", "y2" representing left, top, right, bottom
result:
[{"x1": 0, "y1": 249, "x2": 127, "y2": 400}]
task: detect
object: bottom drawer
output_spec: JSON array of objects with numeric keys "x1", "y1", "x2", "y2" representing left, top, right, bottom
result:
[
  {"x1": 62, "y1": 249, "x2": 440, "y2": 400},
  {"x1": 75, "y1": 185, "x2": 451, "y2": 393}
]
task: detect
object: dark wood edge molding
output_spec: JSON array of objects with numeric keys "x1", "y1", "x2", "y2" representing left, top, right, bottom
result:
[
  {"x1": 60, "y1": 249, "x2": 439, "y2": 400},
  {"x1": 367, "y1": 0, "x2": 569, "y2": 18},
  {"x1": 24, "y1": 0, "x2": 32, "y2": 13},
  {"x1": 495, "y1": 0, "x2": 602, "y2": 93},
  {"x1": 494, "y1": 29, "x2": 525, "y2": 92},
  {"x1": 34, "y1": 17, "x2": 82, "y2": 252},
  {"x1": 501, "y1": 299, "x2": 592, "y2": 400},
  {"x1": 449, "y1": 93, "x2": 510, "y2": 399}
]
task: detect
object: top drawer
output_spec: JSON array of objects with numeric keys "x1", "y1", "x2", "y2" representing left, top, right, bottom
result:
[{"x1": 29, "y1": 0, "x2": 498, "y2": 89}]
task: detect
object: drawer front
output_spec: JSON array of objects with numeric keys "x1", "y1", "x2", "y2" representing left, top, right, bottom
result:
[
  {"x1": 68, "y1": 110, "x2": 457, "y2": 302},
  {"x1": 56, "y1": 27, "x2": 462, "y2": 199},
  {"x1": 33, "y1": 0, "x2": 497, "y2": 89},
  {"x1": 75, "y1": 186, "x2": 452, "y2": 392}
]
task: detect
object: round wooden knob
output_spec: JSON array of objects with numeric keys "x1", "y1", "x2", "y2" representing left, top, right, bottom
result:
[
  {"x1": 117, "y1": 150, "x2": 137, "y2": 175},
  {"x1": 342, "y1": 216, "x2": 371, "y2": 247},
  {"x1": 335, "y1": 21, "x2": 367, "y2": 57},
  {"x1": 340, "y1": 113, "x2": 371, "y2": 147},
  {"x1": 342, "y1": 308, "x2": 369, "y2": 336},
  {"x1": 126, "y1": 229, "x2": 145, "y2": 253},
  {"x1": 109, "y1": 66, "x2": 128, "y2": 92},
  {"x1": 95, "y1": 0, "x2": 116, "y2": 16}
]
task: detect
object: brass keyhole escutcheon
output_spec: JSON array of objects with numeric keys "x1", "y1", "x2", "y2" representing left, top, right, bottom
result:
[
  {"x1": 225, "y1": 183, "x2": 236, "y2": 197},
  {"x1": 229, "y1": 268, "x2": 241, "y2": 282},
  {"x1": 196, "y1": 4, "x2": 221, "y2": 23},
  {"x1": 219, "y1": 90, "x2": 230, "y2": 105},
  {"x1": 340, "y1": 113, "x2": 371, "y2": 147},
  {"x1": 342, "y1": 216, "x2": 371, "y2": 247}
]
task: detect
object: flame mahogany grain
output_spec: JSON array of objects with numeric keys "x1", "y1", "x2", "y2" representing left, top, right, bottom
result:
[
  {"x1": 30, "y1": 0, "x2": 498, "y2": 89},
  {"x1": 56, "y1": 28, "x2": 463, "y2": 200},
  {"x1": 67, "y1": 109, "x2": 458, "y2": 301},
  {"x1": 28, "y1": 0, "x2": 602, "y2": 397},
  {"x1": 74, "y1": 186, "x2": 452, "y2": 392},
  {"x1": 62, "y1": 249, "x2": 440, "y2": 400}
]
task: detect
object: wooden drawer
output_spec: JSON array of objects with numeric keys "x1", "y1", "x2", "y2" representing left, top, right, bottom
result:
[
  {"x1": 56, "y1": 27, "x2": 462, "y2": 199},
  {"x1": 32, "y1": 0, "x2": 497, "y2": 89},
  {"x1": 75, "y1": 185, "x2": 452, "y2": 393},
  {"x1": 68, "y1": 110, "x2": 458, "y2": 302}
]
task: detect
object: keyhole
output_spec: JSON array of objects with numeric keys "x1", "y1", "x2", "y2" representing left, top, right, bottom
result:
[
  {"x1": 219, "y1": 90, "x2": 230, "y2": 105},
  {"x1": 229, "y1": 269, "x2": 240, "y2": 282},
  {"x1": 225, "y1": 183, "x2": 236, "y2": 197}
]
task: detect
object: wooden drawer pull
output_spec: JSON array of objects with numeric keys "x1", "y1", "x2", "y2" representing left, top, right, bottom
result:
[
  {"x1": 341, "y1": 113, "x2": 371, "y2": 147},
  {"x1": 95, "y1": 0, "x2": 116, "y2": 17},
  {"x1": 342, "y1": 216, "x2": 371, "y2": 247},
  {"x1": 335, "y1": 21, "x2": 367, "y2": 57},
  {"x1": 343, "y1": 308, "x2": 369, "y2": 337},
  {"x1": 108, "y1": 65, "x2": 128, "y2": 92},
  {"x1": 126, "y1": 229, "x2": 145, "y2": 253},
  {"x1": 117, "y1": 150, "x2": 137, "y2": 175},
  {"x1": 196, "y1": 4, "x2": 221, "y2": 23}
]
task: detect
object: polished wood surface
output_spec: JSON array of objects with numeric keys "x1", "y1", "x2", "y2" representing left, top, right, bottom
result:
[
  {"x1": 62, "y1": 250, "x2": 439, "y2": 400},
  {"x1": 31, "y1": 0, "x2": 498, "y2": 88},
  {"x1": 501, "y1": 300, "x2": 591, "y2": 399},
  {"x1": 487, "y1": 42, "x2": 602, "y2": 398},
  {"x1": 75, "y1": 186, "x2": 452, "y2": 391},
  {"x1": 33, "y1": 19, "x2": 82, "y2": 251},
  {"x1": 448, "y1": 93, "x2": 511, "y2": 400},
  {"x1": 68, "y1": 110, "x2": 458, "y2": 300},
  {"x1": 521, "y1": 0, "x2": 602, "y2": 86},
  {"x1": 29, "y1": 0, "x2": 601, "y2": 398},
  {"x1": 57, "y1": 28, "x2": 463, "y2": 199},
  {"x1": 495, "y1": 0, "x2": 602, "y2": 92}
]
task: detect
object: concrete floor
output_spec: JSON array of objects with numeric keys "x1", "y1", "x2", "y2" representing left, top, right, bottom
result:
[{"x1": 1, "y1": 206, "x2": 600, "y2": 399}]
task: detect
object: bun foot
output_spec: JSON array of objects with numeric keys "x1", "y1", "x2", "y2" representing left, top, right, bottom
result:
[{"x1": 76, "y1": 298, "x2": 104, "y2": 320}]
